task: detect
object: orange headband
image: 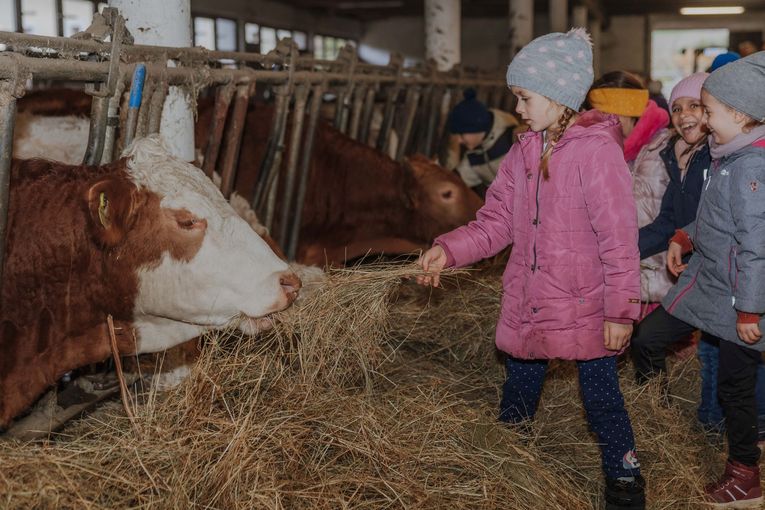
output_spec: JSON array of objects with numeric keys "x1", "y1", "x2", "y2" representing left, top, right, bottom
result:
[{"x1": 587, "y1": 88, "x2": 649, "y2": 117}]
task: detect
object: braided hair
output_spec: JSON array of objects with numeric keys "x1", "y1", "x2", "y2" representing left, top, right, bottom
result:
[{"x1": 539, "y1": 107, "x2": 577, "y2": 180}]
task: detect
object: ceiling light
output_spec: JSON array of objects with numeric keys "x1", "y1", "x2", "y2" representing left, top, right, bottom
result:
[{"x1": 680, "y1": 6, "x2": 745, "y2": 15}]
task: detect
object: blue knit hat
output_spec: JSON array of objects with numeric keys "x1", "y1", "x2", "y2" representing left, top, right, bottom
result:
[
  {"x1": 708, "y1": 51, "x2": 740, "y2": 72},
  {"x1": 448, "y1": 89, "x2": 493, "y2": 134},
  {"x1": 506, "y1": 27, "x2": 594, "y2": 111}
]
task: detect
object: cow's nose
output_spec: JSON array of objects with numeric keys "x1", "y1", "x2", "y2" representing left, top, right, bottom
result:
[{"x1": 279, "y1": 272, "x2": 302, "y2": 304}]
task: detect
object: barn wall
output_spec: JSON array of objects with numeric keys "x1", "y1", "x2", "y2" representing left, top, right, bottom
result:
[
  {"x1": 601, "y1": 15, "x2": 647, "y2": 75},
  {"x1": 359, "y1": 14, "x2": 550, "y2": 70}
]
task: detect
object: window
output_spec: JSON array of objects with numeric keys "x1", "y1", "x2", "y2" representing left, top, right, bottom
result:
[
  {"x1": 21, "y1": 0, "x2": 57, "y2": 36},
  {"x1": 292, "y1": 30, "x2": 307, "y2": 51},
  {"x1": 215, "y1": 18, "x2": 237, "y2": 52},
  {"x1": 244, "y1": 22, "x2": 259, "y2": 52},
  {"x1": 314, "y1": 35, "x2": 354, "y2": 60},
  {"x1": 193, "y1": 16, "x2": 215, "y2": 50},
  {"x1": 260, "y1": 26, "x2": 276, "y2": 54},
  {"x1": 0, "y1": 0, "x2": 15, "y2": 31},
  {"x1": 97, "y1": 2, "x2": 106, "y2": 13},
  {"x1": 62, "y1": 0, "x2": 95, "y2": 37}
]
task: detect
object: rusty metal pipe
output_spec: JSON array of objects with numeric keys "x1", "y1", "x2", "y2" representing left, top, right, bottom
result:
[
  {"x1": 100, "y1": 76, "x2": 126, "y2": 164},
  {"x1": 252, "y1": 85, "x2": 289, "y2": 215},
  {"x1": 201, "y1": 83, "x2": 235, "y2": 179},
  {"x1": 347, "y1": 83, "x2": 365, "y2": 140},
  {"x1": 81, "y1": 92, "x2": 110, "y2": 165},
  {"x1": 396, "y1": 86, "x2": 420, "y2": 162},
  {"x1": 357, "y1": 84, "x2": 376, "y2": 146},
  {"x1": 286, "y1": 83, "x2": 323, "y2": 261},
  {"x1": 0, "y1": 86, "x2": 19, "y2": 285},
  {"x1": 423, "y1": 86, "x2": 443, "y2": 157},
  {"x1": 277, "y1": 83, "x2": 309, "y2": 246},
  {"x1": 218, "y1": 82, "x2": 253, "y2": 199},
  {"x1": 147, "y1": 75, "x2": 168, "y2": 135},
  {"x1": 377, "y1": 85, "x2": 400, "y2": 153}
]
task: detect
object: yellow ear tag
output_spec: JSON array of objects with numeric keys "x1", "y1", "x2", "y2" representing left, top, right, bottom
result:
[{"x1": 98, "y1": 191, "x2": 110, "y2": 228}]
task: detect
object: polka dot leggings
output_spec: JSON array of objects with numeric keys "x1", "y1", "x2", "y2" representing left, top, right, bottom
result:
[{"x1": 499, "y1": 355, "x2": 640, "y2": 479}]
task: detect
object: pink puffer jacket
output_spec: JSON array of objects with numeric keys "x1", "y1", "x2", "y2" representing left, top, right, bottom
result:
[{"x1": 435, "y1": 110, "x2": 640, "y2": 361}]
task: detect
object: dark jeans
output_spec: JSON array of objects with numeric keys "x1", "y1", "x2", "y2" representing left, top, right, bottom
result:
[
  {"x1": 631, "y1": 305, "x2": 765, "y2": 429},
  {"x1": 719, "y1": 339, "x2": 762, "y2": 466},
  {"x1": 500, "y1": 355, "x2": 641, "y2": 479}
]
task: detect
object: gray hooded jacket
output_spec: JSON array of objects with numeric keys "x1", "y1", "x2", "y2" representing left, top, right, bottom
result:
[{"x1": 663, "y1": 138, "x2": 765, "y2": 348}]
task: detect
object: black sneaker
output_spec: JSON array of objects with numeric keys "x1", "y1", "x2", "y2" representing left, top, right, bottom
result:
[{"x1": 605, "y1": 475, "x2": 646, "y2": 510}]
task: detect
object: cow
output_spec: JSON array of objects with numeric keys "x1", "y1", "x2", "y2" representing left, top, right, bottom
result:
[
  {"x1": 196, "y1": 102, "x2": 484, "y2": 266},
  {"x1": 0, "y1": 136, "x2": 301, "y2": 428}
]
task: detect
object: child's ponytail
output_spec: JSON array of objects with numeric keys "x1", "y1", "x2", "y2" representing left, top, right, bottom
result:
[{"x1": 540, "y1": 107, "x2": 577, "y2": 180}]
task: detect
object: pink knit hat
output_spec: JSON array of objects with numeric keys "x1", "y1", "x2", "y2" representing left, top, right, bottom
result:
[{"x1": 669, "y1": 72, "x2": 709, "y2": 109}]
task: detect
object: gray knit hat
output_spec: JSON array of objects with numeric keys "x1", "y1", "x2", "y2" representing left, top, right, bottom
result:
[
  {"x1": 703, "y1": 51, "x2": 765, "y2": 123},
  {"x1": 506, "y1": 28, "x2": 594, "y2": 111}
]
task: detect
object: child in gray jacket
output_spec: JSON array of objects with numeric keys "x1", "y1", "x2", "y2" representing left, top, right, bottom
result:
[{"x1": 665, "y1": 51, "x2": 765, "y2": 508}]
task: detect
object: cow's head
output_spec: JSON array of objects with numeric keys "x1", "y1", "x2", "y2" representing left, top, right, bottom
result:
[
  {"x1": 404, "y1": 154, "x2": 483, "y2": 241},
  {"x1": 87, "y1": 137, "x2": 300, "y2": 352}
]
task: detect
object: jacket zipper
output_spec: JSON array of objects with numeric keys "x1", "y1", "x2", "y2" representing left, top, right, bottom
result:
[{"x1": 531, "y1": 167, "x2": 542, "y2": 272}]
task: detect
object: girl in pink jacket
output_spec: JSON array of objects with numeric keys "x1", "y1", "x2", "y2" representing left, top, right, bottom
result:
[{"x1": 417, "y1": 29, "x2": 644, "y2": 510}]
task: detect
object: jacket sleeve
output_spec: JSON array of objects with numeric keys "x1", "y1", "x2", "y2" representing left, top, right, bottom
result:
[
  {"x1": 434, "y1": 147, "x2": 517, "y2": 268},
  {"x1": 638, "y1": 180, "x2": 677, "y2": 258},
  {"x1": 456, "y1": 157, "x2": 482, "y2": 188},
  {"x1": 731, "y1": 155, "x2": 765, "y2": 314},
  {"x1": 580, "y1": 140, "x2": 641, "y2": 322}
]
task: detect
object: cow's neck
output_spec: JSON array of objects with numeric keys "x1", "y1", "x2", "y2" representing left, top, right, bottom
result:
[{"x1": 0, "y1": 159, "x2": 140, "y2": 427}]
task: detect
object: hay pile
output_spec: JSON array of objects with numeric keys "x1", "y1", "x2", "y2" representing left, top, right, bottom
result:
[{"x1": 0, "y1": 262, "x2": 724, "y2": 509}]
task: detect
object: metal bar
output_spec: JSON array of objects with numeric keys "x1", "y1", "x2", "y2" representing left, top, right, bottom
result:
[
  {"x1": 81, "y1": 90, "x2": 110, "y2": 165},
  {"x1": 123, "y1": 64, "x2": 146, "y2": 149},
  {"x1": 135, "y1": 77, "x2": 155, "y2": 140},
  {"x1": 252, "y1": 85, "x2": 289, "y2": 214},
  {"x1": 396, "y1": 86, "x2": 421, "y2": 162},
  {"x1": 263, "y1": 87, "x2": 292, "y2": 232},
  {"x1": 0, "y1": 53, "x2": 506, "y2": 88},
  {"x1": 100, "y1": 75, "x2": 126, "y2": 164},
  {"x1": 277, "y1": 82, "x2": 309, "y2": 246},
  {"x1": 218, "y1": 82, "x2": 253, "y2": 199},
  {"x1": 377, "y1": 85, "x2": 400, "y2": 153},
  {"x1": 347, "y1": 83, "x2": 366, "y2": 141},
  {"x1": 201, "y1": 82, "x2": 235, "y2": 179},
  {"x1": 286, "y1": 82, "x2": 323, "y2": 262},
  {"x1": 423, "y1": 86, "x2": 443, "y2": 157},
  {"x1": 357, "y1": 84, "x2": 376, "y2": 146},
  {"x1": 333, "y1": 86, "x2": 348, "y2": 132},
  {"x1": 147, "y1": 74, "x2": 168, "y2": 134},
  {"x1": 0, "y1": 87, "x2": 18, "y2": 286},
  {"x1": 414, "y1": 84, "x2": 433, "y2": 154}
]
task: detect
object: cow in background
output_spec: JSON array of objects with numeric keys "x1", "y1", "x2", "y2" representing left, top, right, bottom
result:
[
  {"x1": 197, "y1": 102, "x2": 484, "y2": 266},
  {"x1": 0, "y1": 137, "x2": 300, "y2": 428}
]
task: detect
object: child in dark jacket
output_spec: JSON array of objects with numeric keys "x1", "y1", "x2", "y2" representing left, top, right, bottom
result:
[
  {"x1": 665, "y1": 52, "x2": 765, "y2": 508},
  {"x1": 631, "y1": 72, "x2": 765, "y2": 441}
]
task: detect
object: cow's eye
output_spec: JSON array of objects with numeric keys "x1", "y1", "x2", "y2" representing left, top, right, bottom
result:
[{"x1": 178, "y1": 219, "x2": 196, "y2": 229}]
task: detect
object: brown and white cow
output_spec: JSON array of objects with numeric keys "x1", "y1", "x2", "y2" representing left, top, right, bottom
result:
[{"x1": 0, "y1": 136, "x2": 300, "y2": 428}]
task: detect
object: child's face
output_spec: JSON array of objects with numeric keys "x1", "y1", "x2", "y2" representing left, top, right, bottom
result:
[
  {"x1": 701, "y1": 89, "x2": 748, "y2": 145},
  {"x1": 511, "y1": 87, "x2": 566, "y2": 132},
  {"x1": 671, "y1": 97, "x2": 707, "y2": 145},
  {"x1": 458, "y1": 132, "x2": 485, "y2": 150}
]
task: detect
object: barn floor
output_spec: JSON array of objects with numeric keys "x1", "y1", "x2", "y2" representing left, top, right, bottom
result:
[{"x1": 0, "y1": 261, "x2": 728, "y2": 509}]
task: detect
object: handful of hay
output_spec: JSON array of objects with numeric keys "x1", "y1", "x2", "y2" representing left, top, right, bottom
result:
[{"x1": 0, "y1": 262, "x2": 721, "y2": 509}]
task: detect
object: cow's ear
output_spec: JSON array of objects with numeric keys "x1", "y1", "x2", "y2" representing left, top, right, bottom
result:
[{"x1": 86, "y1": 178, "x2": 137, "y2": 247}]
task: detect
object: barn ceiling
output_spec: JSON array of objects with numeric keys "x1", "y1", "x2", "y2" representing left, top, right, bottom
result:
[{"x1": 276, "y1": 0, "x2": 765, "y2": 21}]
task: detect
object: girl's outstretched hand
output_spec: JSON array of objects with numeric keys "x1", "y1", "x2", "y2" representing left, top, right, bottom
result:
[
  {"x1": 667, "y1": 241, "x2": 687, "y2": 277},
  {"x1": 604, "y1": 321, "x2": 633, "y2": 351},
  {"x1": 416, "y1": 246, "x2": 447, "y2": 287}
]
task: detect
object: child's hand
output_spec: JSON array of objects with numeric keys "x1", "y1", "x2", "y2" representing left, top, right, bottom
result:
[
  {"x1": 667, "y1": 241, "x2": 688, "y2": 277},
  {"x1": 604, "y1": 321, "x2": 633, "y2": 351},
  {"x1": 416, "y1": 246, "x2": 447, "y2": 287},
  {"x1": 737, "y1": 323, "x2": 763, "y2": 344}
]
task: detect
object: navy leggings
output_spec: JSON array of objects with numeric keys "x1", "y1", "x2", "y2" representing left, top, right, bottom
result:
[{"x1": 500, "y1": 355, "x2": 641, "y2": 479}]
